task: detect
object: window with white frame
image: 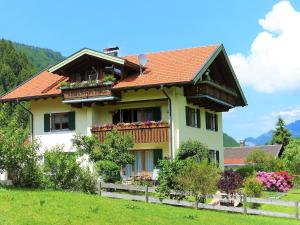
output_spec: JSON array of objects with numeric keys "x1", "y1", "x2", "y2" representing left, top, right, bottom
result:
[
  {"x1": 185, "y1": 106, "x2": 200, "y2": 128},
  {"x1": 206, "y1": 112, "x2": 218, "y2": 131}
]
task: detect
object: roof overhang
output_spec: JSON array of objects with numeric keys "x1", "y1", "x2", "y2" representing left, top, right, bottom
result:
[{"x1": 49, "y1": 48, "x2": 135, "y2": 73}]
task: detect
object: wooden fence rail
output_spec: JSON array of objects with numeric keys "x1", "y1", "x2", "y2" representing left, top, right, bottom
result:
[{"x1": 98, "y1": 182, "x2": 299, "y2": 220}]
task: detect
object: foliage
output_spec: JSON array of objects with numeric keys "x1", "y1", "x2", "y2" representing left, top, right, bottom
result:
[
  {"x1": 243, "y1": 176, "x2": 263, "y2": 197},
  {"x1": 43, "y1": 146, "x2": 97, "y2": 193},
  {"x1": 270, "y1": 117, "x2": 291, "y2": 147},
  {"x1": 12, "y1": 41, "x2": 64, "y2": 72},
  {"x1": 0, "y1": 118, "x2": 42, "y2": 187},
  {"x1": 218, "y1": 169, "x2": 243, "y2": 195},
  {"x1": 256, "y1": 171, "x2": 293, "y2": 192},
  {"x1": 223, "y1": 133, "x2": 239, "y2": 147},
  {"x1": 282, "y1": 138, "x2": 300, "y2": 175},
  {"x1": 176, "y1": 160, "x2": 220, "y2": 203},
  {"x1": 78, "y1": 168, "x2": 97, "y2": 194},
  {"x1": 95, "y1": 160, "x2": 121, "y2": 183},
  {"x1": 73, "y1": 130, "x2": 134, "y2": 167},
  {"x1": 102, "y1": 75, "x2": 116, "y2": 83},
  {"x1": 243, "y1": 175, "x2": 263, "y2": 209},
  {"x1": 245, "y1": 149, "x2": 286, "y2": 172},
  {"x1": 93, "y1": 120, "x2": 169, "y2": 130},
  {"x1": 156, "y1": 159, "x2": 188, "y2": 198},
  {"x1": 43, "y1": 147, "x2": 81, "y2": 190},
  {"x1": 175, "y1": 140, "x2": 209, "y2": 162},
  {"x1": 236, "y1": 165, "x2": 256, "y2": 178}
]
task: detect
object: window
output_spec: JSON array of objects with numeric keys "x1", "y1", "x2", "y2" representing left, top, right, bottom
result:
[
  {"x1": 185, "y1": 106, "x2": 200, "y2": 128},
  {"x1": 44, "y1": 112, "x2": 75, "y2": 132},
  {"x1": 112, "y1": 107, "x2": 161, "y2": 124},
  {"x1": 123, "y1": 149, "x2": 162, "y2": 178},
  {"x1": 206, "y1": 112, "x2": 218, "y2": 131},
  {"x1": 209, "y1": 150, "x2": 220, "y2": 166}
]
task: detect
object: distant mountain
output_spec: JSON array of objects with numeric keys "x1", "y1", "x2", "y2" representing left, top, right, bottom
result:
[
  {"x1": 223, "y1": 133, "x2": 239, "y2": 147},
  {"x1": 12, "y1": 42, "x2": 64, "y2": 72},
  {"x1": 245, "y1": 119, "x2": 300, "y2": 145}
]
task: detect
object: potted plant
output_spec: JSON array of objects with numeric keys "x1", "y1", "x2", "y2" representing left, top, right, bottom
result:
[{"x1": 102, "y1": 75, "x2": 116, "y2": 85}]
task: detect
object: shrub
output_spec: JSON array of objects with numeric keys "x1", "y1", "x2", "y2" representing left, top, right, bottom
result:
[
  {"x1": 243, "y1": 176, "x2": 263, "y2": 209},
  {"x1": 95, "y1": 160, "x2": 121, "y2": 183},
  {"x1": 0, "y1": 120, "x2": 42, "y2": 187},
  {"x1": 43, "y1": 147, "x2": 81, "y2": 190},
  {"x1": 236, "y1": 165, "x2": 256, "y2": 178},
  {"x1": 156, "y1": 159, "x2": 187, "y2": 198},
  {"x1": 256, "y1": 171, "x2": 293, "y2": 192},
  {"x1": 175, "y1": 140, "x2": 209, "y2": 162},
  {"x1": 78, "y1": 169, "x2": 97, "y2": 194},
  {"x1": 176, "y1": 160, "x2": 220, "y2": 204},
  {"x1": 282, "y1": 138, "x2": 300, "y2": 175},
  {"x1": 218, "y1": 169, "x2": 243, "y2": 195}
]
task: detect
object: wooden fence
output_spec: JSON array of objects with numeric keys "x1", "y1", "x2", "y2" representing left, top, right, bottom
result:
[{"x1": 98, "y1": 182, "x2": 299, "y2": 220}]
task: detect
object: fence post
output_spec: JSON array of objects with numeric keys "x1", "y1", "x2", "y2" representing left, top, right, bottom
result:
[
  {"x1": 243, "y1": 195, "x2": 247, "y2": 215},
  {"x1": 145, "y1": 185, "x2": 149, "y2": 203},
  {"x1": 98, "y1": 181, "x2": 102, "y2": 196},
  {"x1": 295, "y1": 201, "x2": 299, "y2": 220}
]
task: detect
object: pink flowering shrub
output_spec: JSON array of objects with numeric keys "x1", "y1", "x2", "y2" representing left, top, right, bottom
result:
[{"x1": 256, "y1": 171, "x2": 293, "y2": 192}]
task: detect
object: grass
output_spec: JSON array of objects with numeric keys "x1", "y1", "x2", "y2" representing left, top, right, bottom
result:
[
  {"x1": 0, "y1": 188, "x2": 299, "y2": 225},
  {"x1": 259, "y1": 189, "x2": 300, "y2": 214}
]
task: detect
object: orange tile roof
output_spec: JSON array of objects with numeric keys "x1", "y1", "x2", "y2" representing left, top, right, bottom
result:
[
  {"x1": 115, "y1": 45, "x2": 219, "y2": 89},
  {"x1": 0, "y1": 70, "x2": 67, "y2": 101},
  {"x1": 0, "y1": 45, "x2": 219, "y2": 101}
]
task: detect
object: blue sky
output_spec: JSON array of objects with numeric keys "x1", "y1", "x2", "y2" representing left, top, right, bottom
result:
[{"x1": 1, "y1": 0, "x2": 300, "y2": 141}]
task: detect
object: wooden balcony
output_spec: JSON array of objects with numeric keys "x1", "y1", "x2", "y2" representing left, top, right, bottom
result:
[
  {"x1": 91, "y1": 123, "x2": 170, "y2": 144},
  {"x1": 184, "y1": 81, "x2": 238, "y2": 112},
  {"x1": 61, "y1": 84, "x2": 119, "y2": 104}
]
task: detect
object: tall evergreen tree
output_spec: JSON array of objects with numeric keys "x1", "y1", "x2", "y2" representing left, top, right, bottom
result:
[{"x1": 270, "y1": 117, "x2": 291, "y2": 147}]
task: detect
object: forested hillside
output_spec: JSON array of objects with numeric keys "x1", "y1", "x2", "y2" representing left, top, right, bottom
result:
[
  {"x1": 223, "y1": 133, "x2": 239, "y2": 147},
  {"x1": 13, "y1": 42, "x2": 64, "y2": 72}
]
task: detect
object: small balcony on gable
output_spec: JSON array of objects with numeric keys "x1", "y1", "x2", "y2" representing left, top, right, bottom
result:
[{"x1": 184, "y1": 81, "x2": 238, "y2": 112}]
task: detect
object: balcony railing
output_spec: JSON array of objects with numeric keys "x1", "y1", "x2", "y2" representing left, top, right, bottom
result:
[
  {"x1": 184, "y1": 81, "x2": 238, "y2": 111},
  {"x1": 91, "y1": 123, "x2": 170, "y2": 144},
  {"x1": 61, "y1": 84, "x2": 114, "y2": 100}
]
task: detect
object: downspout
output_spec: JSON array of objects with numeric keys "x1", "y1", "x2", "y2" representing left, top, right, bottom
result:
[
  {"x1": 16, "y1": 99, "x2": 34, "y2": 142},
  {"x1": 161, "y1": 85, "x2": 173, "y2": 159}
]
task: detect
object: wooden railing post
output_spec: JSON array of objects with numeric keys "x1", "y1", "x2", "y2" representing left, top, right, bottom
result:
[
  {"x1": 295, "y1": 201, "x2": 299, "y2": 220},
  {"x1": 98, "y1": 181, "x2": 102, "y2": 196},
  {"x1": 243, "y1": 195, "x2": 247, "y2": 215},
  {"x1": 145, "y1": 185, "x2": 149, "y2": 203}
]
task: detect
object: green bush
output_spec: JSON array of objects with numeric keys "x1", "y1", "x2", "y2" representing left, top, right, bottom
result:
[
  {"x1": 175, "y1": 140, "x2": 209, "y2": 162},
  {"x1": 95, "y1": 160, "x2": 121, "y2": 183},
  {"x1": 236, "y1": 165, "x2": 255, "y2": 178},
  {"x1": 243, "y1": 176, "x2": 263, "y2": 209},
  {"x1": 156, "y1": 159, "x2": 187, "y2": 198},
  {"x1": 43, "y1": 147, "x2": 81, "y2": 190},
  {"x1": 78, "y1": 169, "x2": 97, "y2": 194}
]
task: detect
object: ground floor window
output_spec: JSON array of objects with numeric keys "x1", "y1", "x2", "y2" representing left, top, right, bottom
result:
[
  {"x1": 44, "y1": 111, "x2": 75, "y2": 132},
  {"x1": 209, "y1": 150, "x2": 220, "y2": 166},
  {"x1": 124, "y1": 149, "x2": 163, "y2": 178}
]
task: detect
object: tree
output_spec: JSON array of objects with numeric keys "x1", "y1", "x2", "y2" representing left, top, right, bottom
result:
[
  {"x1": 218, "y1": 170, "x2": 243, "y2": 196},
  {"x1": 0, "y1": 118, "x2": 42, "y2": 187},
  {"x1": 175, "y1": 140, "x2": 209, "y2": 162},
  {"x1": 270, "y1": 117, "x2": 291, "y2": 147},
  {"x1": 177, "y1": 160, "x2": 220, "y2": 205},
  {"x1": 282, "y1": 138, "x2": 300, "y2": 175}
]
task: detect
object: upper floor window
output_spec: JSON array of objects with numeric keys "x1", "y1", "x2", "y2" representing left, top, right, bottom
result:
[
  {"x1": 44, "y1": 112, "x2": 75, "y2": 132},
  {"x1": 185, "y1": 106, "x2": 200, "y2": 128},
  {"x1": 113, "y1": 107, "x2": 161, "y2": 124},
  {"x1": 206, "y1": 112, "x2": 218, "y2": 131}
]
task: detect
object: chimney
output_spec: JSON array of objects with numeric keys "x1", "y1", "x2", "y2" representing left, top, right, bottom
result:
[
  {"x1": 103, "y1": 46, "x2": 119, "y2": 57},
  {"x1": 240, "y1": 140, "x2": 246, "y2": 147}
]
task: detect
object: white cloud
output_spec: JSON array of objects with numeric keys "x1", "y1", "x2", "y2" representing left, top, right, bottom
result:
[
  {"x1": 230, "y1": 1, "x2": 300, "y2": 93},
  {"x1": 271, "y1": 105, "x2": 300, "y2": 124}
]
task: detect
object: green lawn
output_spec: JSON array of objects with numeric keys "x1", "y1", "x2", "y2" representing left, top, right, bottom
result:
[
  {"x1": 0, "y1": 188, "x2": 298, "y2": 225},
  {"x1": 259, "y1": 189, "x2": 300, "y2": 214}
]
